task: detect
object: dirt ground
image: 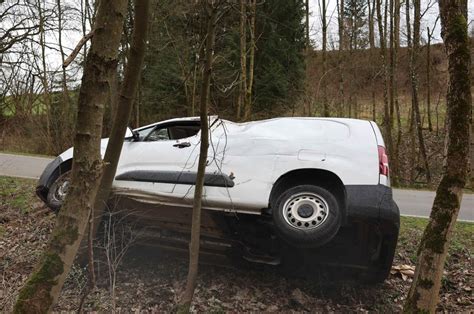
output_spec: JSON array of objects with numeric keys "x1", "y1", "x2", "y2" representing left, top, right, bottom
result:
[{"x1": 1, "y1": 177, "x2": 473, "y2": 312}]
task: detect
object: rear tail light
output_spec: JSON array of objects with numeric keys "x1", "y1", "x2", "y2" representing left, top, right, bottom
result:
[{"x1": 378, "y1": 146, "x2": 389, "y2": 176}]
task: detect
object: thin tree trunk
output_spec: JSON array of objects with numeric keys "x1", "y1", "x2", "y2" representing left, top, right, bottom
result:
[
  {"x1": 322, "y1": 0, "x2": 329, "y2": 116},
  {"x1": 57, "y1": 0, "x2": 71, "y2": 151},
  {"x1": 38, "y1": 0, "x2": 52, "y2": 154},
  {"x1": 376, "y1": 0, "x2": 396, "y2": 184},
  {"x1": 13, "y1": 1, "x2": 127, "y2": 312},
  {"x1": 404, "y1": 0, "x2": 471, "y2": 310},
  {"x1": 367, "y1": 0, "x2": 375, "y2": 49},
  {"x1": 305, "y1": 0, "x2": 311, "y2": 116},
  {"x1": 178, "y1": 1, "x2": 217, "y2": 310},
  {"x1": 389, "y1": 0, "x2": 395, "y2": 124},
  {"x1": 237, "y1": 0, "x2": 246, "y2": 120},
  {"x1": 410, "y1": 0, "x2": 431, "y2": 183},
  {"x1": 392, "y1": 0, "x2": 402, "y2": 178},
  {"x1": 244, "y1": 0, "x2": 256, "y2": 121},
  {"x1": 91, "y1": 0, "x2": 150, "y2": 250},
  {"x1": 337, "y1": 0, "x2": 345, "y2": 116},
  {"x1": 426, "y1": 26, "x2": 433, "y2": 132}
]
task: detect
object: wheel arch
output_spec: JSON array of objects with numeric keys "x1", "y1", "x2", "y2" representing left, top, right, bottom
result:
[
  {"x1": 45, "y1": 159, "x2": 72, "y2": 192},
  {"x1": 36, "y1": 157, "x2": 73, "y2": 204},
  {"x1": 269, "y1": 168, "x2": 347, "y2": 220}
]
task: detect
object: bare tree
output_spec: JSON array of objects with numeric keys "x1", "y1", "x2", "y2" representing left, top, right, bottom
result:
[
  {"x1": 92, "y1": 0, "x2": 150, "y2": 251},
  {"x1": 13, "y1": 0, "x2": 127, "y2": 311},
  {"x1": 404, "y1": 0, "x2": 471, "y2": 310},
  {"x1": 0, "y1": 1, "x2": 40, "y2": 54},
  {"x1": 409, "y1": 0, "x2": 431, "y2": 183},
  {"x1": 178, "y1": 1, "x2": 219, "y2": 310}
]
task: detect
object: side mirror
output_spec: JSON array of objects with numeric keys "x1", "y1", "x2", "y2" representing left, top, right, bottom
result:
[{"x1": 125, "y1": 127, "x2": 139, "y2": 141}]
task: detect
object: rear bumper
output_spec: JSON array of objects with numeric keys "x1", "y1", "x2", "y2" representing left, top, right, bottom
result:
[
  {"x1": 36, "y1": 156, "x2": 62, "y2": 202},
  {"x1": 345, "y1": 184, "x2": 400, "y2": 230}
]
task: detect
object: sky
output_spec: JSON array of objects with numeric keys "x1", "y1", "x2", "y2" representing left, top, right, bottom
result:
[
  {"x1": 307, "y1": 0, "x2": 474, "y2": 49},
  {"x1": 2, "y1": 0, "x2": 474, "y2": 94}
]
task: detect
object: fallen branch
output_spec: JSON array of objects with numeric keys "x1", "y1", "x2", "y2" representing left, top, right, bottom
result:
[{"x1": 63, "y1": 31, "x2": 94, "y2": 68}]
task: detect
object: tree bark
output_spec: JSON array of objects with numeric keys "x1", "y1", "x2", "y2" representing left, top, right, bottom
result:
[
  {"x1": 404, "y1": 0, "x2": 471, "y2": 311},
  {"x1": 178, "y1": 1, "x2": 217, "y2": 311},
  {"x1": 92, "y1": 0, "x2": 150, "y2": 252},
  {"x1": 13, "y1": 1, "x2": 127, "y2": 312}
]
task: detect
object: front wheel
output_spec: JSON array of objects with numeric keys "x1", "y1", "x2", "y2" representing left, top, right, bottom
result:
[
  {"x1": 47, "y1": 170, "x2": 71, "y2": 212},
  {"x1": 273, "y1": 185, "x2": 342, "y2": 248}
]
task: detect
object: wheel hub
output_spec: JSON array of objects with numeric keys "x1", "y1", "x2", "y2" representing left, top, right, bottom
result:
[
  {"x1": 297, "y1": 204, "x2": 314, "y2": 218},
  {"x1": 282, "y1": 192, "x2": 329, "y2": 230}
]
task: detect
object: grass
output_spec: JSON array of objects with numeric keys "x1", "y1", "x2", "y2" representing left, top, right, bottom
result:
[
  {"x1": 398, "y1": 216, "x2": 473, "y2": 264},
  {"x1": 0, "y1": 176, "x2": 37, "y2": 214},
  {"x1": 0, "y1": 176, "x2": 472, "y2": 312}
]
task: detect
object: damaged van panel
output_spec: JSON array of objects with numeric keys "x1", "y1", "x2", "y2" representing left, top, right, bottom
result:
[{"x1": 36, "y1": 116, "x2": 399, "y2": 283}]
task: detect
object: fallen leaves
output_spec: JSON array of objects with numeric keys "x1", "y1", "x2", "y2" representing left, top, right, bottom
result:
[{"x1": 391, "y1": 264, "x2": 416, "y2": 281}]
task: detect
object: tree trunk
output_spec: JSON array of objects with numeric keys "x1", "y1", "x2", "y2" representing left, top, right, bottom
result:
[
  {"x1": 305, "y1": 0, "x2": 311, "y2": 116},
  {"x1": 376, "y1": 0, "x2": 396, "y2": 184},
  {"x1": 244, "y1": 0, "x2": 256, "y2": 121},
  {"x1": 13, "y1": 1, "x2": 127, "y2": 312},
  {"x1": 178, "y1": 1, "x2": 217, "y2": 311},
  {"x1": 92, "y1": 0, "x2": 150, "y2": 249},
  {"x1": 57, "y1": 0, "x2": 71, "y2": 151},
  {"x1": 367, "y1": 0, "x2": 375, "y2": 49},
  {"x1": 410, "y1": 0, "x2": 431, "y2": 183},
  {"x1": 337, "y1": 0, "x2": 345, "y2": 116},
  {"x1": 237, "y1": 0, "x2": 247, "y2": 120},
  {"x1": 38, "y1": 0, "x2": 53, "y2": 154},
  {"x1": 404, "y1": 0, "x2": 471, "y2": 310},
  {"x1": 322, "y1": 0, "x2": 329, "y2": 117},
  {"x1": 426, "y1": 26, "x2": 433, "y2": 132}
]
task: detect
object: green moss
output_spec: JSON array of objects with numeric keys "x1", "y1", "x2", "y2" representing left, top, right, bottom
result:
[
  {"x1": 14, "y1": 252, "x2": 64, "y2": 313},
  {"x1": 49, "y1": 215, "x2": 80, "y2": 254}
]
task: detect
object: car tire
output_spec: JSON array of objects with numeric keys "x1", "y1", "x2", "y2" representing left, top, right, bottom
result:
[
  {"x1": 47, "y1": 170, "x2": 71, "y2": 212},
  {"x1": 273, "y1": 185, "x2": 341, "y2": 248}
]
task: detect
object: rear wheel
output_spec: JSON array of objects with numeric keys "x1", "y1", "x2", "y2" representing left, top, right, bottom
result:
[
  {"x1": 47, "y1": 170, "x2": 71, "y2": 212},
  {"x1": 273, "y1": 185, "x2": 342, "y2": 248}
]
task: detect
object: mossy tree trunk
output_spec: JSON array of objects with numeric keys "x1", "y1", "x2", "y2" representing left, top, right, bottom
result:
[
  {"x1": 404, "y1": 0, "x2": 471, "y2": 311},
  {"x1": 13, "y1": 1, "x2": 127, "y2": 312},
  {"x1": 92, "y1": 0, "x2": 150, "y2": 242},
  {"x1": 178, "y1": 1, "x2": 218, "y2": 311}
]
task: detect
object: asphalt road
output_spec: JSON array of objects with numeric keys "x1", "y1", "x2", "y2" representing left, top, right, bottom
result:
[{"x1": 1, "y1": 152, "x2": 472, "y2": 222}]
